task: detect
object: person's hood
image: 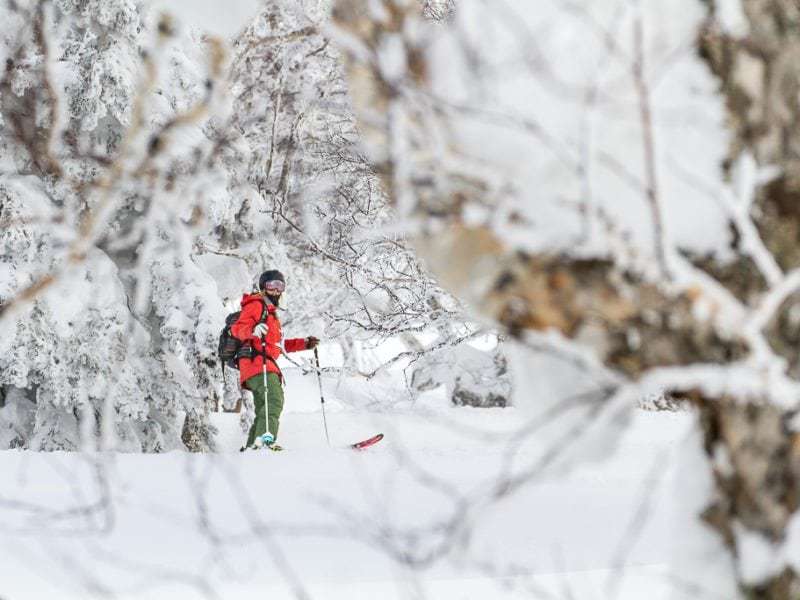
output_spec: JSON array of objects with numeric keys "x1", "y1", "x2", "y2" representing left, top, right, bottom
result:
[{"x1": 240, "y1": 293, "x2": 278, "y2": 311}]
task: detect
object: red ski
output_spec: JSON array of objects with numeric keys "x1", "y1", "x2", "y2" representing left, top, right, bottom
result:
[{"x1": 348, "y1": 433, "x2": 384, "y2": 450}]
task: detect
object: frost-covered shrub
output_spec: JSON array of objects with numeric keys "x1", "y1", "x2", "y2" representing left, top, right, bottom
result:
[{"x1": 329, "y1": 0, "x2": 800, "y2": 595}]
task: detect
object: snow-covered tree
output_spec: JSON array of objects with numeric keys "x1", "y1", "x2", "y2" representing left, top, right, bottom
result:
[
  {"x1": 0, "y1": 0, "x2": 236, "y2": 451},
  {"x1": 0, "y1": 0, "x2": 502, "y2": 454},
  {"x1": 226, "y1": 0, "x2": 502, "y2": 398}
]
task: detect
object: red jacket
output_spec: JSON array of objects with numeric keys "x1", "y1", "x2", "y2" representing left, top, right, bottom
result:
[{"x1": 230, "y1": 293, "x2": 308, "y2": 385}]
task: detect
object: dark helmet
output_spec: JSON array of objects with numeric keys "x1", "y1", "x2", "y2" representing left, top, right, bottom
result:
[{"x1": 258, "y1": 269, "x2": 285, "y2": 291}]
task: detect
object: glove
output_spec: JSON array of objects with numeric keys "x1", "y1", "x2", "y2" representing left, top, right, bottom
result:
[
  {"x1": 306, "y1": 336, "x2": 320, "y2": 349},
  {"x1": 253, "y1": 323, "x2": 268, "y2": 338}
]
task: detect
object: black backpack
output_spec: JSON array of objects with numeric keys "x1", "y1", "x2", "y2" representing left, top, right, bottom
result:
[{"x1": 217, "y1": 301, "x2": 269, "y2": 371}]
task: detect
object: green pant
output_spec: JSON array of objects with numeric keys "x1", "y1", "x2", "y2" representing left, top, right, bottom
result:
[{"x1": 245, "y1": 372, "x2": 284, "y2": 446}]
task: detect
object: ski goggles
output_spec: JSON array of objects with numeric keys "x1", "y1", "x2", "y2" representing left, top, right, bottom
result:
[{"x1": 262, "y1": 280, "x2": 286, "y2": 293}]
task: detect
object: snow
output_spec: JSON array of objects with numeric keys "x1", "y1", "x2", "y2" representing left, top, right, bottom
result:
[
  {"x1": 418, "y1": 0, "x2": 734, "y2": 258},
  {"x1": 735, "y1": 525, "x2": 783, "y2": 586},
  {"x1": 2, "y1": 0, "x2": 786, "y2": 595},
  {"x1": 669, "y1": 410, "x2": 739, "y2": 599},
  {"x1": 716, "y1": 0, "x2": 749, "y2": 36},
  {"x1": 143, "y1": 0, "x2": 262, "y2": 39},
  {"x1": 0, "y1": 366, "x2": 700, "y2": 600}
]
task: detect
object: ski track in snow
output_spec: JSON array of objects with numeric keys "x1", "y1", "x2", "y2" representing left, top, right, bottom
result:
[{"x1": 0, "y1": 369, "x2": 696, "y2": 600}]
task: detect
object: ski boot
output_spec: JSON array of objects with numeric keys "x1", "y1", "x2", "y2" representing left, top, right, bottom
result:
[
  {"x1": 257, "y1": 433, "x2": 284, "y2": 451},
  {"x1": 255, "y1": 433, "x2": 274, "y2": 448},
  {"x1": 240, "y1": 433, "x2": 275, "y2": 452}
]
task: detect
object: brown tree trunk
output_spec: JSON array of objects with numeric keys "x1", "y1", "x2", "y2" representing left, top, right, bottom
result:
[
  {"x1": 695, "y1": 2, "x2": 800, "y2": 595},
  {"x1": 688, "y1": 392, "x2": 800, "y2": 597}
]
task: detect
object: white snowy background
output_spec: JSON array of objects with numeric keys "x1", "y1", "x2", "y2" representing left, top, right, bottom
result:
[
  {"x1": 0, "y1": 358, "x2": 702, "y2": 600},
  {"x1": 0, "y1": 0, "x2": 773, "y2": 598}
]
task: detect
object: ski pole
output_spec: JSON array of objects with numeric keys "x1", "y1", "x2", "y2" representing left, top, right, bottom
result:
[
  {"x1": 314, "y1": 347, "x2": 331, "y2": 446},
  {"x1": 262, "y1": 335, "x2": 270, "y2": 444}
]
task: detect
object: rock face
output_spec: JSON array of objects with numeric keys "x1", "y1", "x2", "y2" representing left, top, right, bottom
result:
[
  {"x1": 452, "y1": 350, "x2": 510, "y2": 408},
  {"x1": 411, "y1": 344, "x2": 512, "y2": 408},
  {"x1": 0, "y1": 387, "x2": 36, "y2": 449},
  {"x1": 181, "y1": 411, "x2": 218, "y2": 454}
]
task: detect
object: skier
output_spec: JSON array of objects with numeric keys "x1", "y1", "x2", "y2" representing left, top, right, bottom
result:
[{"x1": 231, "y1": 269, "x2": 319, "y2": 451}]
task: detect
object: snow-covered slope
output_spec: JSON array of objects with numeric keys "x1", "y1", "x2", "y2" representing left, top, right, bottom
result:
[{"x1": 0, "y1": 368, "x2": 700, "y2": 600}]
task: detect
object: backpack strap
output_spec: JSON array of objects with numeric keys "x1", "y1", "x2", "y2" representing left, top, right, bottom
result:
[{"x1": 259, "y1": 299, "x2": 269, "y2": 324}]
